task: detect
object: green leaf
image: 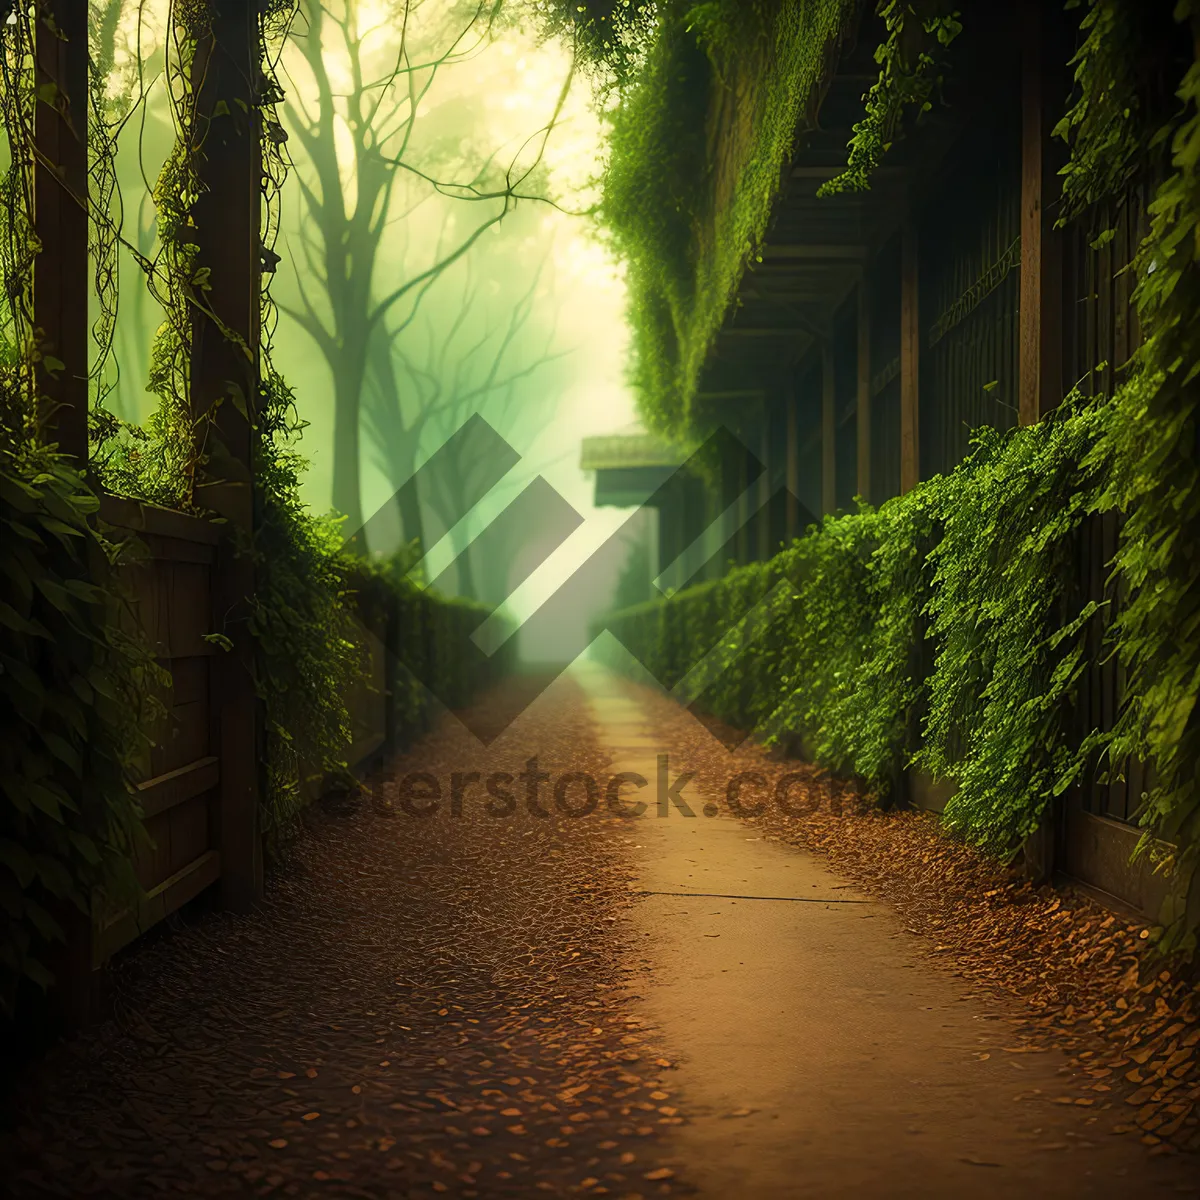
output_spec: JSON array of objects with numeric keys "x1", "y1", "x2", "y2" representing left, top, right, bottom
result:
[
  {"x1": 25, "y1": 900, "x2": 64, "y2": 944},
  {"x1": 0, "y1": 841, "x2": 37, "y2": 890},
  {"x1": 38, "y1": 731, "x2": 81, "y2": 778},
  {"x1": 225, "y1": 381, "x2": 249, "y2": 420},
  {"x1": 23, "y1": 957, "x2": 55, "y2": 990}
]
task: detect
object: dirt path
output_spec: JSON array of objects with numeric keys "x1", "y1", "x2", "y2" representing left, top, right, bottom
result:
[
  {"x1": 1, "y1": 673, "x2": 679, "y2": 1198},
  {"x1": 1, "y1": 664, "x2": 1196, "y2": 1199},
  {"x1": 577, "y1": 663, "x2": 1198, "y2": 1199}
]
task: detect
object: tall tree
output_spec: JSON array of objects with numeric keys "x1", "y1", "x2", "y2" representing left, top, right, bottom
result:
[
  {"x1": 278, "y1": 0, "x2": 568, "y2": 535},
  {"x1": 360, "y1": 248, "x2": 560, "y2": 596}
]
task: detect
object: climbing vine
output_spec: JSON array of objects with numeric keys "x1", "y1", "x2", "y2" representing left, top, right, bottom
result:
[
  {"x1": 1053, "y1": 0, "x2": 1186, "y2": 230},
  {"x1": 0, "y1": 7, "x2": 162, "y2": 1010},
  {"x1": 554, "y1": 0, "x2": 859, "y2": 435},
  {"x1": 1075, "y1": 1, "x2": 1200, "y2": 951},
  {"x1": 818, "y1": 0, "x2": 963, "y2": 197},
  {"x1": 0, "y1": 0, "x2": 36, "y2": 446},
  {"x1": 244, "y1": 1, "x2": 364, "y2": 848},
  {"x1": 599, "y1": 0, "x2": 1200, "y2": 951},
  {"x1": 917, "y1": 407, "x2": 1109, "y2": 850},
  {"x1": 603, "y1": 405, "x2": 1111, "y2": 858},
  {"x1": 0, "y1": 0, "x2": 520, "y2": 1008},
  {"x1": 87, "y1": 1, "x2": 208, "y2": 508}
]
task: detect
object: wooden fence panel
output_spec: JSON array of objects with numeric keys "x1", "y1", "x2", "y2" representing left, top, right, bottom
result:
[
  {"x1": 918, "y1": 103, "x2": 1022, "y2": 479},
  {"x1": 94, "y1": 495, "x2": 224, "y2": 965}
]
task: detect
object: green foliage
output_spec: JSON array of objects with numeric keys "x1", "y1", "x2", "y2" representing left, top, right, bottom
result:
[
  {"x1": 0, "y1": 445, "x2": 164, "y2": 1011},
  {"x1": 1, "y1": 0, "x2": 512, "y2": 1004},
  {"x1": 247, "y1": 375, "x2": 361, "y2": 850},
  {"x1": 1085, "y1": 1, "x2": 1200, "y2": 952},
  {"x1": 818, "y1": 0, "x2": 963, "y2": 197},
  {"x1": 0, "y1": 5, "x2": 158, "y2": 1009},
  {"x1": 604, "y1": 407, "x2": 1113, "y2": 850},
  {"x1": 88, "y1": 0, "x2": 206, "y2": 503},
  {"x1": 0, "y1": 5, "x2": 37, "y2": 448},
  {"x1": 534, "y1": 1, "x2": 658, "y2": 85},
  {"x1": 919, "y1": 409, "x2": 1108, "y2": 849},
  {"x1": 596, "y1": 0, "x2": 858, "y2": 435},
  {"x1": 593, "y1": 0, "x2": 1200, "y2": 954},
  {"x1": 1053, "y1": 0, "x2": 1185, "y2": 228},
  {"x1": 350, "y1": 547, "x2": 513, "y2": 746}
]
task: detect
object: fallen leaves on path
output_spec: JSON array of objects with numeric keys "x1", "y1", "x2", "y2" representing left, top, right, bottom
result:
[{"x1": 0, "y1": 675, "x2": 690, "y2": 1198}]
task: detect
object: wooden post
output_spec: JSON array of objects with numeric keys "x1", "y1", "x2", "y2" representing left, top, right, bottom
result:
[
  {"x1": 900, "y1": 220, "x2": 920, "y2": 493},
  {"x1": 856, "y1": 280, "x2": 871, "y2": 502},
  {"x1": 785, "y1": 382, "x2": 799, "y2": 540},
  {"x1": 191, "y1": 0, "x2": 263, "y2": 912},
  {"x1": 821, "y1": 340, "x2": 836, "y2": 514},
  {"x1": 31, "y1": 1, "x2": 95, "y2": 1028},
  {"x1": 1019, "y1": 0, "x2": 1063, "y2": 426},
  {"x1": 33, "y1": 0, "x2": 89, "y2": 463}
]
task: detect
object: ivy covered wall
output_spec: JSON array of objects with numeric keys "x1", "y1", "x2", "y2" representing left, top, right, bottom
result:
[
  {"x1": 588, "y1": 0, "x2": 1200, "y2": 952},
  {"x1": 552, "y1": 0, "x2": 860, "y2": 434}
]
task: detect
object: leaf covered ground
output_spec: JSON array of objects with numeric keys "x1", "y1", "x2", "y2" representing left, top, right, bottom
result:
[{"x1": 0, "y1": 675, "x2": 687, "y2": 1198}]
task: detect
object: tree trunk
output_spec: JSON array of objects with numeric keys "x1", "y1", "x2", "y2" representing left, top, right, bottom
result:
[
  {"x1": 332, "y1": 354, "x2": 366, "y2": 540},
  {"x1": 448, "y1": 520, "x2": 477, "y2": 600},
  {"x1": 397, "y1": 472, "x2": 424, "y2": 554}
]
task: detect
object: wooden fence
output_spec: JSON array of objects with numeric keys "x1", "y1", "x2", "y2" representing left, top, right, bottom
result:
[
  {"x1": 75, "y1": 494, "x2": 394, "y2": 990},
  {"x1": 93, "y1": 495, "x2": 224, "y2": 965}
]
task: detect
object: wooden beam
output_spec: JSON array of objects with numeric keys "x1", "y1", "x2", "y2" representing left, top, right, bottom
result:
[
  {"x1": 821, "y1": 339, "x2": 836, "y2": 515},
  {"x1": 33, "y1": 0, "x2": 93, "y2": 1029},
  {"x1": 900, "y1": 220, "x2": 920, "y2": 493},
  {"x1": 856, "y1": 280, "x2": 871, "y2": 502},
  {"x1": 789, "y1": 164, "x2": 907, "y2": 184},
  {"x1": 739, "y1": 290, "x2": 845, "y2": 304},
  {"x1": 746, "y1": 264, "x2": 862, "y2": 283},
  {"x1": 722, "y1": 327, "x2": 810, "y2": 337},
  {"x1": 190, "y1": 0, "x2": 263, "y2": 913},
  {"x1": 738, "y1": 284, "x2": 831, "y2": 341},
  {"x1": 136, "y1": 756, "x2": 221, "y2": 821},
  {"x1": 33, "y1": 0, "x2": 89, "y2": 463},
  {"x1": 1019, "y1": 0, "x2": 1063, "y2": 426}
]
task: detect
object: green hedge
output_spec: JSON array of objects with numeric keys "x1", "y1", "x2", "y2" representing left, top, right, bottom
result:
[
  {"x1": 602, "y1": 391, "x2": 1200, "y2": 948},
  {"x1": 239, "y1": 384, "x2": 513, "y2": 847},
  {"x1": 600, "y1": 402, "x2": 1116, "y2": 852}
]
